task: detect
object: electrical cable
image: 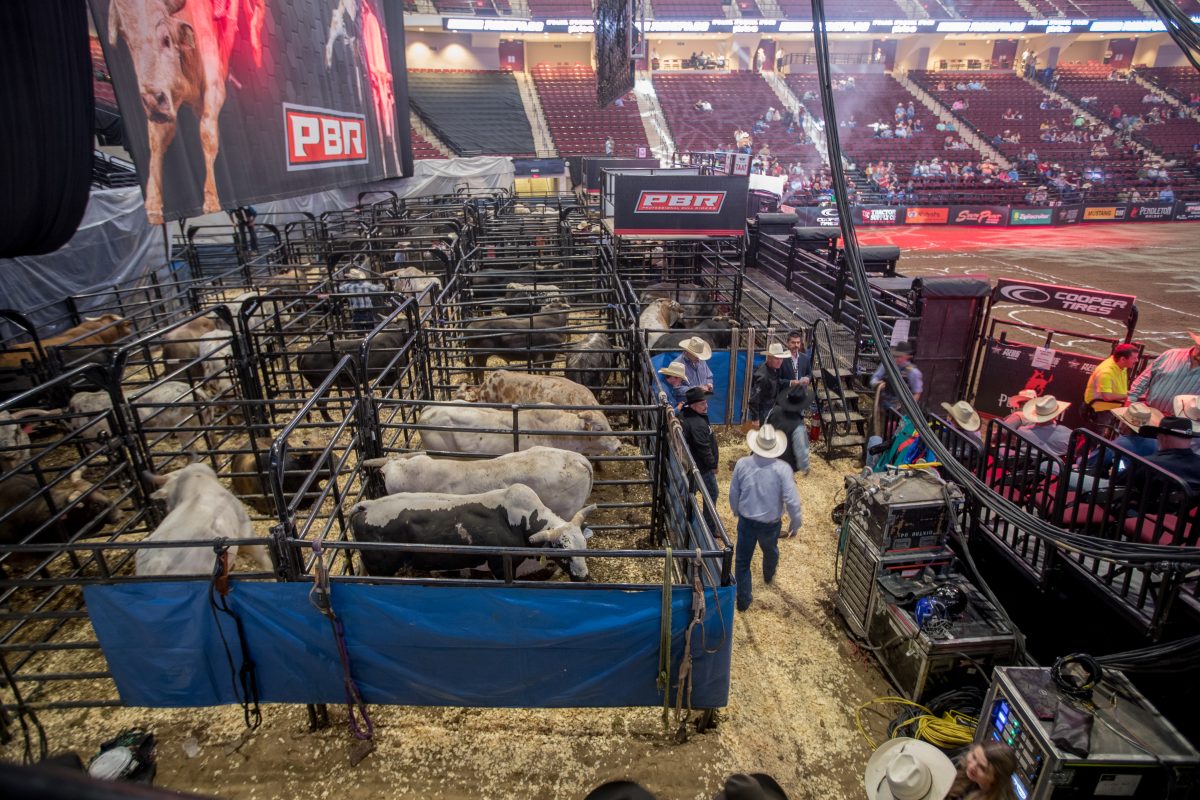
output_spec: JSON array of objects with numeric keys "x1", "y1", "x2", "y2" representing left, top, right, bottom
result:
[
  {"x1": 1051, "y1": 653, "x2": 1102, "y2": 701},
  {"x1": 1142, "y1": 0, "x2": 1200, "y2": 73},
  {"x1": 856, "y1": 695, "x2": 978, "y2": 750},
  {"x1": 805, "y1": 0, "x2": 1200, "y2": 573}
]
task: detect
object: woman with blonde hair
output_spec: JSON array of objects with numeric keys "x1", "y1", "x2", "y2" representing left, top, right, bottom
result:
[{"x1": 946, "y1": 741, "x2": 1018, "y2": 800}]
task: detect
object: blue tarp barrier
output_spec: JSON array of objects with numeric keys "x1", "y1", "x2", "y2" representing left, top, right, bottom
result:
[
  {"x1": 651, "y1": 351, "x2": 762, "y2": 422},
  {"x1": 83, "y1": 581, "x2": 734, "y2": 709}
]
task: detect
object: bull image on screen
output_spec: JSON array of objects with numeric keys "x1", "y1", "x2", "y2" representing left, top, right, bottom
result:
[{"x1": 93, "y1": 0, "x2": 413, "y2": 224}]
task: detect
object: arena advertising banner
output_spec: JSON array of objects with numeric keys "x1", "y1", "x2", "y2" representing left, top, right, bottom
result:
[
  {"x1": 992, "y1": 278, "x2": 1136, "y2": 323},
  {"x1": 1082, "y1": 205, "x2": 1129, "y2": 222},
  {"x1": 611, "y1": 174, "x2": 749, "y2": 236},
  {"x1": 948, "y1": 205, "x2": 1007, "y2": 226},
  {"x1": 91, "y1": 0, "x2": 413, "y2": 224},
  {"x1": 858, "y1": 206, "x2": 902, "y2": 226},
  {"x1": 1174, "y1": 200, "x2": 1200, "y2": 221},
  {"x1": 1127, "y1": 202, "x2": 1175, "y2": 222},
  {"x1": 1009, "y1": 208, "x2": 1054, "y2": 226},
  {"x1": 975, "y1": 340, "x2": 1101, "y2": 430},
  {"x1": 1053, "y1": 205, "x2": 1083, "y2": 225},
  {"x1": 904, "y1": 207, "x2": 950, "y2": 225}
]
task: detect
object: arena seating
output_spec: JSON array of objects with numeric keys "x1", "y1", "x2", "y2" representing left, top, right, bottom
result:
[
  {"x1": 1054, "y1": 65, "x2": 1200, "y2": 164},
  {"x1": 735, "y1": 0, "x2": 763, "y2": 17},
  {"x1": 411, "y1": 128, "x2": 448, "y2": 160},
  {"x1": 531, "y1": 64, "x2": 650, "y2": 157},
  {"x1": 653, "y1": 71, "x2": 824, "y2": 168},
  {"x1": 90, "y1": 36, "x2": 117, "y2": 110},
  {"x1": 408, "y1": 70, "x2": 537, "y2": 157},
  {"x1": 775, "y1": 0, "x2": 908, "y2": 18},
  {"x1": 649, "y1": 0, "x2": 726, "y2": 18},
  {"x1": 946, "y1": 0, "x2": 1034, "y2": 19},
  {"x1": 1143, "y1": 66, "x2": 1200, "y2": 106},
  {"x1": 527, "y1": 0, "x2": 593, "y2": 17}
]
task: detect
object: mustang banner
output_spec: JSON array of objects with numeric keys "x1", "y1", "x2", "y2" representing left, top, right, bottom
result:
[{"x1": 91, "y1": 0, "x2": 413, "y2": 223}]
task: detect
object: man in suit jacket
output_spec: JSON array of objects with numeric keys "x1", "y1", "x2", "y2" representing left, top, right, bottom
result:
[{"x1": 779, "y1": 329, "x2": 812, "y2": 389}]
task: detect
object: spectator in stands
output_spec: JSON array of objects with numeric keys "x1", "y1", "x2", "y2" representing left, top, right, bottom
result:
[
  {"x1": 1085, "y1": 343, "x2": 1139, "y2": 433},
  {"x1": 657, "y1": 361, "x2": 691, "y2": 411},
  {"x1": 941, "y1": 400, "x2": 983, "y2": 448},
  {"x1": 604, "y1": 136, "x2": 614, "y2": 156},
  {"x1": 870, "y1": 341, "x2": 922, "y2": 414},
  {"x1": 1002, "y1": 390, "x2": 1037, "y2": 429},
  {"x1": 1109, "y1": 104, "x2": 1122, "y2": 124},
  {"x1": 1091, "y1": 142, "x2": 1109, "y2": 158},
  {"x1": 750, "y1": 343, "x2": 788, "y2": 426},
  {"x1": 1137, "y1": 417, "x2": 1200, "y2": 490},
  {"x1": 1160, "y1": 186, "x2": 1175, "y2": 203},
  {"x1": 906, "y1": 101, "x2": 915, "y2": 120},
  {"x1": 1128, "y1": 332, "x2": 1200, "y2": 415},
  {"x1": 679, "y1": 336, "x2": 714, "y2": 394},
  {"x1": 729, "y1": 424, "x2": 803, "y2": 612},
  {"x1": 936, "y1": 80, "x2": 947, "y2": 92},
  {"x1": 951, "y1": 98, "x2": 966, "y2": 111},
  {"x1": 1018, "y1": 395, "x2": 1072, "y2": 457},
  {"x1": 679, "y1": 387, "x2": 720, "y2": 507},
  {"x1": 758, "y1": 143, "x2": 771, "y2": 160}
]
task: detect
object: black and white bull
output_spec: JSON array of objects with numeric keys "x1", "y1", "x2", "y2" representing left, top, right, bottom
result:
[{"x1": 349, "y1": 484, "x2": 596, "y2": 581}]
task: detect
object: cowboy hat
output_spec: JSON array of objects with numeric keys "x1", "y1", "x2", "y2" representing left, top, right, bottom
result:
[
  {"x1": 746, "y1": 423, "x2": 788, "y2": 458},
  {"x1": 586, "y1": 781, "x2": 658, "y2": 800},
  {"x1": 658, "y1": 361, "x2": 687, "y2": 380},
  {"x1": 712, "y1": 773, "x2": 788, "y2": 800},
  {"x1": 1137, "y1": 416, "x2": 1199, "y2": 439},
  {"x1": 1022, "y1": 394, "x2": 1070, "y2": 424},
  {"x1": 680, "y1": 336, "x2": 713, "y2": 361},
  {"x1": 864, "y1": 738, "x2": 955, "y2": 800},
  {"x1": 761, "y1": 342, "x2": 789, "y2": 359},
  {"x1": 1007, "y1": 389, "x2": 1037, "y2": 409},
  {"x1": 346, "y1": 267, "x2": 369, "y2": 281},
  {"x1": 685, "y1": 386, "x2": 713, "y2": 405},
  {"x1": 778, "y1": 384, "x2": 814, "y2": 414},
  {"x1": 1112, "y1": 402, "x2": 1164, "y2": 433},
  {"x1": 940, "y1": 400, "x2": 981, "y2": 432},
  {"x1": 1172, "y1": 394, "x2": 1200, "y2": 432},
  {"x1": 892, "y1": 341, "x2": 915, "y2": 356}
]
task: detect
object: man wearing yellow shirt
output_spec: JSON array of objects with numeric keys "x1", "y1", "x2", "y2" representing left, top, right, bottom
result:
[{"x1": 1084, "y1": 343, "x2": 1138, "y2": 433}]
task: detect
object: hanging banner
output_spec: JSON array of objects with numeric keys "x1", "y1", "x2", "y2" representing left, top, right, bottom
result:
[
  {"x1": 91, "y1": 0, "x2": 413, "y2": 224},
  {"x1": 948, "y1": 205, "x2": 1007, "y2": 226},
  {"x1": 975, "y1": 340, "x2": 1101, "y2": 429},
  {"x1": 992, "y1": 278, "x2": 1136, "y2": 322}
]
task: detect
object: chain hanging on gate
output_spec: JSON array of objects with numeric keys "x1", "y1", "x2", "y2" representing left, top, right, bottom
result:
[
  {"x1": 209, "y1": 541, "x2": 262, "y2": 730},
  {"x1": 308, "y1": 540, "x2": 374, "y2": 752}
]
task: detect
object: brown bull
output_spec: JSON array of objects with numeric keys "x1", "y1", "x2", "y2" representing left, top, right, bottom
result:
[
  {"x1": 0, "y1": 314, "x2": 132, "y2": 369},
  {"x1": 108, "y1": 0, "x2": 264, "y2": 224}
]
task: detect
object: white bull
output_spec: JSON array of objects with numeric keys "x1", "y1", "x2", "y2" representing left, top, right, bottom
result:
[
  {"x1": 363, "y1": 446, "x2": 593, "y2": 520},
  {"x1": 418, "y1": 401, "x2": 620, "y2": 457}
]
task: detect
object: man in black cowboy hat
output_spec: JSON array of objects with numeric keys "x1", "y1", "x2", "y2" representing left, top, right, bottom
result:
[
  {"x1": 1139, "y1": 416, "x2": 1200, "y2": 490},
  {"x1": 869, "y1": 340, "x2": 923, "y2": 413},
  {"x1": 765, "y1": 383, "x2": 813, "y2": 476},
  {"x1": 679, "y1": 387, "x2": 720, "y2": 504}
]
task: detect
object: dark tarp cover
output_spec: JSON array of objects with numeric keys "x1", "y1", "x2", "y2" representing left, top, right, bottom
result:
[
  {"x1": 651, "y1": 351, "x2": 760, "y2": 422},
  {"x1": 83, "y1": 581, "x2": 734, "y2": 708},
  {"x1": 917, "y1": 275, "x2": 991, "y2": 298}
]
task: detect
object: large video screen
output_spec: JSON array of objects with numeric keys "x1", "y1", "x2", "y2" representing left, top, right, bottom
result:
[
  {"x1": 595, "y1": 0, "x2": 635, "y2": 109},
  {"x1": 91, "y1": 0, "x2": 413, "y2": 223}
]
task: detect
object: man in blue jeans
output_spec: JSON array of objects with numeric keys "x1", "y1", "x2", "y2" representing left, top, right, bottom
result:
[{"x1": 728, "y1": 424, "x2": 803, "y2": 612}]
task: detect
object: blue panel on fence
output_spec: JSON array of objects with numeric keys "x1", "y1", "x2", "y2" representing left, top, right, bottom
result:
[
  {"x1": 83, "y1": 581, "x2": 734, "y2": 709},
  {"x1": 651, "y1": 351, "x2": 762, "y2": 422}
]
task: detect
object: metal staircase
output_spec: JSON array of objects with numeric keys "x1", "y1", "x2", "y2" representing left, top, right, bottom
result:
[{"x1": 811, "y1": 319, "x2": 868, "y2": 457}]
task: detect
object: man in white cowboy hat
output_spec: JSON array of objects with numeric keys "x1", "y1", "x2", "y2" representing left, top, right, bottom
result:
[
  {"x1": 728, "y1": 424, "x2": 802, "y2": 612},
  {"x1": 657, "y1": 360, "x2": 691, "y2": 411},
  {"x1": 939, "y1": 400, "x2": 983, "y2": 448},
  {"x1": 1018, "y1": 394, "x2": 1072, "y2": 457},
  {"x1": 864, "y1": 738, "x2": 955, "y2": 800},
  {"x1": 869, "y1": 340, "x2": 922, "y2": 413},
  {"x1": 1128, "y1": 331, "x2": 1200, "y2": 416},
  {"x1": 1110, "y1": 402, "x2": 1164, "y2": 459},
  {"x1": 1172, "y1": 394, "x2": 1200, "y2": 454},
  {"x1": 678, "y1": 336, "x2": 714, "y2": 394},
  {"x1": 1139, "y1": 416, "x2": 1200, "y2": 490},
  {"x1": 1001, "y1": 389, "x2": 1037, "y2": 429},
  {"x1": 749, "y1": 342, "x2": 789, "y2": 426}
]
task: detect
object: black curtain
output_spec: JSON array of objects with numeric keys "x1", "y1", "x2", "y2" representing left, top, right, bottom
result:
[{"x1": 0, "y1": 1, "x2": 94, "y2": 258}]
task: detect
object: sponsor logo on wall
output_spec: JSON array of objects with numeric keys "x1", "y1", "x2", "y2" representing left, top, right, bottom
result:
[
  {"x1": 1054, "y1": 206, "x2": 1082, "y2": 225},
  {"x1": 993, "y1": 278, "x2": 1135, "y2": 321},
  {"x1": 951, "y1": 207, "x2": 1005, "y2": 225},
  {"x1": 1175, "y1": 201, "x2": 1200, "y2": 221},
  {"x1": 904, "y1": 206, "x2": 949, "y2": 224},
  {"x1": 860, "y1": 207, "x2": 899, "y2": 224},
  {"x1": 1083, "y1": 205, "x2": 1128, "y2": 221},
  {"x1": 1010, "y1": 208, "x2": 1053, "y2": 226},
  {"x1": 1128, "y1": 203, "x2": 1173, "y2": 221}
]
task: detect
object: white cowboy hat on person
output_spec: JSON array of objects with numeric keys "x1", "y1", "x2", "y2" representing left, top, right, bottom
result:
[
  {"x1": 762, "y1": 342, "x2": 789, "y2": 359},
  {"x1": 1172, "y1": 394, "x2": 1200, "y2": 432},
  {"x1": 1113, "y1": 402, "x2": 1164, "y2": 433},
  {"x1": 746, "y1": 423, "x2": 788, "y2": 458},
  {"x1": 680, "y1": 336, "x2": 713, "y2": 361},
  {"x1": 1007, "y1": 389, "x2": 1037, "y2": 409},
  {"x1": 940, "y1": 400, "x2": 981, "y2": 432},
  {"x1": 864, "y1": 738, "x2": 956, "y2": 800},
  {"x1": 658, "y1": 361, "x2": 687, "y2": 380},
  {"x1": 1022, "y1": 394, "x2": 1070, "y2": 424}
]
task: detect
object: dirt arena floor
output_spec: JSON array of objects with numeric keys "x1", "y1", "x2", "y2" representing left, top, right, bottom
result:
[
  {"x1": 5, "y1": 222, "x2": 1197, "y2": 799},
  {"x1": 858, "y1": 222, "x2": 1200, "y2": 356}
]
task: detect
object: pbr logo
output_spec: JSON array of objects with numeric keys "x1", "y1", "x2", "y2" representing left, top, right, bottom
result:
[
  {"x1": 285, "y1": 103, "x2": 369, "y2": 170},
  {"x1": 955, "y1": 209, "x2": 1003, "y2": 225},
  {"x1": 635, "y1": 191, "x2": 727, "y2": 213}
]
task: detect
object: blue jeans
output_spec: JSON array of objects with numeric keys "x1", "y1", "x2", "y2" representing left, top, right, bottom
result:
[
  {"x1": 700, "y1": 471, "x2": 719, "y2": 505},
  {"x1": 735, "y1": 516, "x2": 781, "y2": 610}
]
